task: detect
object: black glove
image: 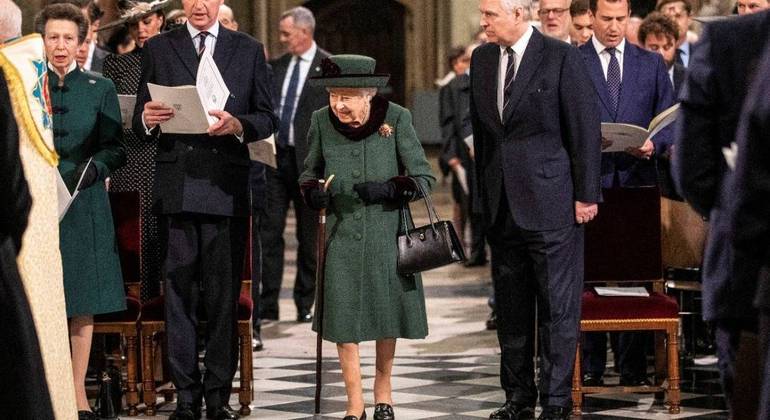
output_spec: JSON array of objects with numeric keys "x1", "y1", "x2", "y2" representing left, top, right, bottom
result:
[
  {"x1": 353, "y1": 181, "x2": 396, "y2": 204},
  {"x1": 75, "y1": 161, "x2": 98, "y2": 191},
  {"x1": 300, "y1": 179, "x2": 330, "y2": 211}
]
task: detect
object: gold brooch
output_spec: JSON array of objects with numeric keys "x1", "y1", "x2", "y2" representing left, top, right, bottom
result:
[{"x1": 379, "y1": 123, "x2": 394, "y2": 138}]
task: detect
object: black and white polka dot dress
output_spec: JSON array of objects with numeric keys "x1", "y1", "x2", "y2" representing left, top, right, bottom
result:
[{"x1": 103, "y1": 49, "x2": 162, "y2": 301}]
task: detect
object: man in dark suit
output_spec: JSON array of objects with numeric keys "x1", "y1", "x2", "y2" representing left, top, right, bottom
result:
[
  {"x1": 470, "y1": 1, "x2": 601, "y2": 418},
  {"x1": 133, "y1": 0, "x2": 277, "y2": 418},
  {"x1": 674, "y1": 10, "x2": 770, "y2": 412},
  {"x1": 730, "y1": 41, "x2": 770, "y2": 420},
  {"x1": 638, "y1": 12, "x2": 685, "y2": 96},
  {"x1": 260, "y1": 6, "x2": 329, "y2": 323},
  {"x1": 578, "y1": 0, "x2": 675, "y2": 388},
  {"x1": 656, "y1": 0, "x2": 695, "y2": 68}
]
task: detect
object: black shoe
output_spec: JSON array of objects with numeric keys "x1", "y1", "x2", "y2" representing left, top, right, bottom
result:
[
  {"x1": 78, "y1": 411, "x2": 99, "y2": 420},
  {"x1": 619, "y1": 375, "x2": 652, "y2": 387},
  {"x1": 464, "y1": 254, "x2": 488, "y2": 267},
  {"x1": 297, "y1": 309, "x2": 313, "y2": 323},
  {"x1": 537, "y1": 406, "x2": 570, "y2": 420},
  {"x1": 373, "y1": 403, "x2": 394, "y2": 420},
  {"x1": 206, "y1": 405, "x2": 239, "y2": 420},
  {"x1": 170, "y1": 403, "x2": 200, "y2": 420},
  {"x1": 486, "y1": 312, "x2": 497, "y2": 330},
  {"x1": 252, "y1": 330, "x2": 264, "y2": 351},
  {"x1": 489, "y1": 401, "x2": 535, "y2": 419},
  {"x1": 343, "y1": 411, "x2": 367, "y2": 420},
  {"x1": 582, "y1": 373, "x2": 604, "y2": 386}
]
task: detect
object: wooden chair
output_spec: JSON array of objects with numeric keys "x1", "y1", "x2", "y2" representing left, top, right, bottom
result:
[
  {"x1": 92, "y1": 191, "x2": 142, "y2": 415},
  {"x1": 571, "y1": 187, "x2": 681, "y2": 415},
  {"x1": 139, "y1": 234, "x2": 254, "y2": 416}
]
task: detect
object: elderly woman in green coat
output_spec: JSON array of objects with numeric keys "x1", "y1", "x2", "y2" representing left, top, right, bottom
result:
[
  {"x1": 299, "y1": 55, "x2": 436, "y2": 420},
  {"x1": 37, "y1": 4, "x2": 126, "y2": 419}
]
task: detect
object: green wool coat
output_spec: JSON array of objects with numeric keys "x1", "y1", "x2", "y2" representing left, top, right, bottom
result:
[
  {"x1": 300, "y1": 102, "x2": 436, "y2": 343},
  {"x1": 49, "y1": 68, "x2": 127, "y2": 317}
]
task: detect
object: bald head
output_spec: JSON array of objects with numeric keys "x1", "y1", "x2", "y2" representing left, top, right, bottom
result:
[{"x1": 0, "y1": 0, "x2": 22, "y2": 43}]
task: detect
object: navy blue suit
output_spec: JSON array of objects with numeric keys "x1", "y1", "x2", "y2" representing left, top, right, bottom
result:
[
  {"x1": 579, "y1": 38, "x2": 674, "y2": 382},
  {"x1": 132, "y1": 24, "x2": 278, "y2": 409},
  {"x1": 579, "y1": 39, "x2": 675, "y2": 188},
  {"x1": 470, "y1": 28, "x2": 601, "y2": 408},
  {"x1": 673, "y1": 10, "x2": 770, "y2": 405},
  {"x1": 730, "y1": 40, "x2": 770, "y2": 420}
]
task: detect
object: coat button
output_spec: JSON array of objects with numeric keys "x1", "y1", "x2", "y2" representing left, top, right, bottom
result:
[
  {"x1": 352, "y1": 170, "x2": 361, "y2": 178},
  {"x1": 354, "y1": 233, "x2": 362, "y2": 240},
  {"x1": 354, "y1": 212, "x2": 362, "y2": 220},
  {"x1": 352, "y1": 149, "x2": 360, "y2": 157},
  {"x1": 187, "y1": 145, "x2": 194, "y2": 151},
  {"x1": 212, "y1": 148, "x2": 218, "y2": 154}
]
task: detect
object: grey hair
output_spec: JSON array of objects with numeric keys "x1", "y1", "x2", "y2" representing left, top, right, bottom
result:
[
  {"x1": 326, "y1": 87, "x2": 378, "y2": 97},
  {"x1": 0, "y1": 0, "x2": 22, "y2": 42},
  {"x1": 501, "y1": 0, "x2": 533, "y2": 14},
  {"x1": 280, "y1": 6, "x2": 316, "y2": 34}
]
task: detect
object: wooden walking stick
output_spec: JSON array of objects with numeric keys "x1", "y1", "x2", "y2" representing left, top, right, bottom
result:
[{"x1": 314, "y1": 174, "x2": 334, "y2": 415}]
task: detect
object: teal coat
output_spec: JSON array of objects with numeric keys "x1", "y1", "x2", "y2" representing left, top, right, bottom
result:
[
  {"x1": 300, "y1": 102, "x2": 436, "y2": 343},
  {"x1": 50, "y1": 68, "x2": 127, "y2": 317}
]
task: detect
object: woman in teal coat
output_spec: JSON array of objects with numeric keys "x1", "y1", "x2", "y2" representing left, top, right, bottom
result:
[
  {"x1": 299, "y1": 55, "x2": 436, "y2": 420},
  {"x1": 38, "y1": 4, "x2": 126, "y2": 419}
]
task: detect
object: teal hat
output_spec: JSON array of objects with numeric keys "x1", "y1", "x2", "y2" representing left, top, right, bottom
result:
[{"x1": 308, "y1": 54, "x2": 390, "y2": 88}]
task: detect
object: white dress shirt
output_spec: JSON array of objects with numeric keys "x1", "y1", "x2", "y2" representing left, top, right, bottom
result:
[
  {"x1": 679, "y1": 41, "x2": 691, "y2": 68},
  {"x1": 591, "y1": 36, "x2": 626, "y2": 81},
  {"x1": 187, "y1": 21, "x2": 220, "y2": 56},
  {"x1": 279, "y1": 41, "x2": 317, "y2": 146},
  {"x1": 497, "y1": 25, "x2": 534, "y2": 119}
]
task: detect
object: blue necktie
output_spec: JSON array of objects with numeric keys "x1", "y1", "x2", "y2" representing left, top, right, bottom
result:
[
  {"x1": 606, "y1": 47, "x2": 621, "y2": 119},
  {"x1": 278, "y1": 56, "x2": 301, "y2": 147}
]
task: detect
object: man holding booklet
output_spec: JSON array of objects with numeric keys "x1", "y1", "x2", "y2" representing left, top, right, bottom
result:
[
  {"x1": 132, "y1": 0, "x2": 277, "y2": 418},
  {"x1": 578, "y1": 0, "x2": 675, "y2": 388}
]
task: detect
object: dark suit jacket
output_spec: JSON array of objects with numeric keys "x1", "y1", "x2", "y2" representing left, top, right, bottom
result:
[
  {"x1": 132, "y1": 26, "x2": 278, "y2": 217},
  {"x1": 438, "y1": 74, "x2": 472, "y2": 174},
  {"x1": 470, "y1": 29, "x2": 602, "y2": 231},
  {"x1": 673, "y1": 10, "x2": 770, "y2": 321},
  {"x1": 580, "y1": 39, "x2": 675, "y2": 187},
  {"x1": 730, "y1": 40, "x2": 770, "y2": 313},
  {"x1": 270, "y1": 47, "x2": 330, "y2": 169},
  {"x1": 89, "y1": 45, "x2": 109, "y2": 74}
]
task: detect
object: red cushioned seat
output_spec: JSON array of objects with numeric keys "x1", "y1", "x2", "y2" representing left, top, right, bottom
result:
[
  {"x1": 139, "y1": 293, "x2": 253, "y2": 322},
  {"x1": 94, "y1": 296, "x2": 141, "y2": 322},
  {"x1": 581, "y1": 289, "x2": 679, "y2": 320}
]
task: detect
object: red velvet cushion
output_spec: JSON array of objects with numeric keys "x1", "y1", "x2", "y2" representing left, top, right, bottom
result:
[
  {"x1": 139, "y1": 293, "x2": 253, "y2": 322},
  {"x1": 94, "y1": 296, "x2": 141, "y2": 322},
  {"x1": 581, "y1": 290, "x2": 679, "y2": 320}
]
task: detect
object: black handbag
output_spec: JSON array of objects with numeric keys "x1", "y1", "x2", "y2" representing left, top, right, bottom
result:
[{"x1": 397, "y1": 179, "x2": 466, "y2": 275}]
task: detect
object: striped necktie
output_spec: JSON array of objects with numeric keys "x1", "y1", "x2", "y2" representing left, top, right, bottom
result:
[
  {"x1": 197, "y1": 31, "x2": 210, "y2": 59},
  {"x1": 501, "y1": 47, "x2": 516, "y2": 121}
]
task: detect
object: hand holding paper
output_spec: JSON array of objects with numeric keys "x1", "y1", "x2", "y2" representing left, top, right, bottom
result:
[
  {"x1": 143, "y1": 100, "x2": 175, "y2": 128},
  {"x1": 207, "y1": 110, "x2": 243, "y2": 137},
  {"x1": 625, "y1": 138, "x2": 654, "y2": 159}
]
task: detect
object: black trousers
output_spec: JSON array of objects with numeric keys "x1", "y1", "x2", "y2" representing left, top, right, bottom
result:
[
  {"x1": 489, "y1": 200, "x2": 583, "y2": 408},
  {"x1": 250, "y1": 211, "x2": 262, "y2": 332},
  {"x1": 582, "y1": 332, "x2": 648, "y2": 379},
  {"x1": 260, "y1": 146, "x2": 317, "y2": 317},
  {"x1": 163, "y1": 213, "x2": 247, "y2": 408}
]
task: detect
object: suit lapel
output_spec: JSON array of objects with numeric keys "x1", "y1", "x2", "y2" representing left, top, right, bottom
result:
[
  {"x1": 616, "y1": 44, "x2": 639, "y2": 121},
  {"x1": 169, "y1": 28, "x2": 199, "y2": 80},
  {"x1": 503, "y1": 29, "x2": 544, "y2": 125},
  {"x1": 581, "y1": 42, "x2": 613, "y2": 117},
  {"x1": 212, "y1": 28, "x2": 236, "y2": 76}
]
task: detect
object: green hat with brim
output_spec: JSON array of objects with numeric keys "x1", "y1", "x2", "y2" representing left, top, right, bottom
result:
[{"x1": 308, "y1": 54, "x2": 390, "y2": 88}]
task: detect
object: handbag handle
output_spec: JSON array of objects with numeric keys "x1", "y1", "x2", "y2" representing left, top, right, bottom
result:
[{"x1": 401, "y1": 178, "x2": 441, "y2": 243}]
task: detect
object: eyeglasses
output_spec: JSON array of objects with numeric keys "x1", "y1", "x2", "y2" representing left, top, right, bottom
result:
[{"x1": 538, "y1": 7, "x2": 569, "y2": 17}]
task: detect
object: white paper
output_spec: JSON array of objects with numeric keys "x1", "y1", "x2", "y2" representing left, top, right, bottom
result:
[
  {"x1": 57, "y1": 157, "x2": 93, "y2": 221},
  {"x1": 601, "y1": 103, "x2": 680, "y2": 153},
  {"x1": 196, "y1": 53, "x2": 230, "y2": 126},
  {"x1": 146, "y1": 55, "x2": 230, "y2": 134},
  {"x1": 594, "y1": 286, "x2": 650, "y2": 297},
  {"x1": 117, "y1": 94, "x2": 136, "y2": 129},
  {"x1": 147, "y1": 83, "x2": 210, "y2": 134},
  {"x1": 247, "y1": 134, "x2": 277, "y2": 168},
  {"x1": 722, "y1": 141, "x2": 738, "y2": 171}
]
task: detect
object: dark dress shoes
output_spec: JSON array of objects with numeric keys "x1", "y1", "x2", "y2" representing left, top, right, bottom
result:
[
  {"x1": 77, "y1": 411, "x2": 99, "y2": 420},
  {"x1": 252, "y1": 330, "x2": 264, "y2": 351},
  {"x1": 373, "y1": 403, "x2": 394, "y2": 420},
  {"x1": 486, "y1": 312, "x2": 497, "y2": 330},
  {"x1": 489, "y1": 401, "x2": 535, "y2": 419},
  {"x1": 464, "y1": 254, "x2": 488, "y2": 267},
  {"x1": 537, "y1": 406, "x2": 570, "y2": 420},
  {"x1": 343, "y1": 411, "x2": 367, "y2": 420},
  {"x1": 582, "y1": 373, "x2": 604, "y2": 386},
  {"x1": 206, "y1": 405, "x2": 239, "y2": 419},
  {"x1": 297, "y1": 309, "x2": 313, "y2": 323},
  {"x1": 170, "y1": 403, "x2": 201, "y2": 420}
]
